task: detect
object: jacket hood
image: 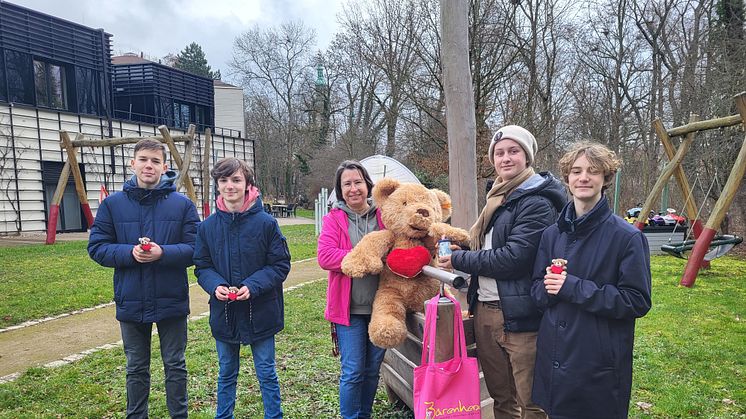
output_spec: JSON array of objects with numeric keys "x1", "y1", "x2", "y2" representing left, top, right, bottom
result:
[
  {"x1": 123, "y1": 170, "x2": 178, "y2": 201},
  {"x1": 506, "y1": 171, "x2": 567, "y2": 212},
  {"x1": 558, "y1": 195, "x2": 612, "y2": 234},
  {"x1": 334, "y1": 199, "x2": 378, "y2": 218},
  {"x1": 216, "y1": 196, "x2": 265, "y2": 221}
]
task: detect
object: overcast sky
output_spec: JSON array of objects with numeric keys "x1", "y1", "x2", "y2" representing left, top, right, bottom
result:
[{"x1": 9, "y1": 0, "x2": 344, "y2": 83}]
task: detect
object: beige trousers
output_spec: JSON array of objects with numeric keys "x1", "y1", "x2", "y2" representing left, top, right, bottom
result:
[{"x1": 474, "y1": 301, "x2": 547, "y2": 419}]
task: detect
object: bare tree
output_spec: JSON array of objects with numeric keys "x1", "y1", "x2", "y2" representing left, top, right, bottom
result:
[
  {"x1": 490, "y1": 0, "x2": 575, "y2": 173},
  {"x1": 340, "y1": 0, "x2": 425, "y2": 157},
  {"x1": 323, "y1": 32, "x2": 387, "y2": 156},
  {"x1": 230, "y1": 21, "x2": 317, "y2": 200}
]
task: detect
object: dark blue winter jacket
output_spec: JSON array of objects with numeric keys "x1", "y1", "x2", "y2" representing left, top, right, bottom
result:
[
  {"x1": 452, "y1": 172, "x2": 567, "y2": 332},
  {"x1": 88, "y1": 172, "x2": 200, "y2": 323},
  {"x1": 530, "y1": 196, "x2": 652, "y2": 419},
  {"x1": 194, "y1": 197, "x2": 291, "y2": 345}
]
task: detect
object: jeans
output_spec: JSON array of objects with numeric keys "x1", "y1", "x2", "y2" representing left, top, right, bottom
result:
[
  {"x1": 215, "y1": 337, "x2": 282, "y2": 419},
  {"x1": 336, "y1": 315, "x2": 386, "y2": 419},
  {"x1": 474, "y1": 302, "x2": 547, "y2": 419},
  {"x1": 119, "y1": 316, "x2": 188, "y2": 419}
]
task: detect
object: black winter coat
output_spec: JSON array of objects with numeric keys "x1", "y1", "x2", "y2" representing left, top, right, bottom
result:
[
  {"x1": 194, "y1": 197, "x2": 291, "y2": 345},
  {"x1": 530, "y1": 196, "x2": 652, "y2": 419},
  {"x1": 452, "y1": 172, "x2": 567, "y2": 332},
  {"x1": 88, "y1": 172, "x2": 200, "y2": 323}
]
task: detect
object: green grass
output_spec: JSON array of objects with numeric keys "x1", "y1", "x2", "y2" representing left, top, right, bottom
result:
[
  {"x1": 0, "y1": 280, "x2": 413, "y2": 418},
  {"x1": 0, "y1": 224, "x2": 317, "y2": 329},
  {"x1": 0, "y1": 245, "x2": 743, "y2": 417},
  {"x1": 280, "y1": 224, "x2": 316, "y2": 261},
  {"x1": 0, "y1": 241, "x2": 113, "y2": 329},
  {"x1": 295, "y1": 207, "x2": 314, "y2": 219},
  {"x1": 630, "y1": 255, "x2": 745, "y2": 418}
]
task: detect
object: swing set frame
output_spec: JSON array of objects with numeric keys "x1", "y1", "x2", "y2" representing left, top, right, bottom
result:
[
  {"x1": 634, "y1": 92, "x2": 746, "y2": 287},
  {"x1": 45, "y1": 124, "x2": 213, "y2": 244}
]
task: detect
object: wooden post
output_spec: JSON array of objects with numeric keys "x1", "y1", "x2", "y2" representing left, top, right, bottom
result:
[
  {"x1": 667, "y1": 114, "x2": 742, "y2": 137},
  {"x1": 432, "y1": 298, "x2": 456, "y2": 363},
  {"x1": 633, "y1": 116, "x2": 697, "y2": 231},
  {"x1": 441, "y1": 0, "x2": 478, "y2": 230},
  {"x1": 655, "y1": 117, "x2": 700, "y2": 221},
  {"x1": 681, "y1": 93, "x2": 746, "y2": 287},
  {"x1": 176, "y1": 125, "x2": 196, "y2": 191},
  {"x1": 158, "y1": 125, "x2": 198, "y2": 205},
  {"x1": 654, "y1": 116, "x2": 708, "y2": 269},
  {"x1": 202, "y1": 128, "x2": 213, "y2": 218},
  {"x1": 70, "y1": 134, "x2": 192, "y2": 148},
  {"x1": 45, "y1": 161, "x2": 71, "y2": 244},
  {"x1": 60, "y1": 132, "x2": 95, "y2": 228}
]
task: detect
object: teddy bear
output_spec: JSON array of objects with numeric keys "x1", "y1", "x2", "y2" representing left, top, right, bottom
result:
[
  {"x1": 340, "y1": 178, "x2": 470, "y2": 349},
  {"x1": 547, "y1": 258, "x2": 568, "y2": 276}
]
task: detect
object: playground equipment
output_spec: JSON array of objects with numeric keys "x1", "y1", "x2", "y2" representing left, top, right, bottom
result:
[
  {"x1": 661, "y1": 235, "x2": 743, "y2": 261},
  {"x1": 634, "y1": 92, "x2": 746, "y2": 287},
  {"x1": 45, "y1": 124, "x2": 213, "y2": 244}
]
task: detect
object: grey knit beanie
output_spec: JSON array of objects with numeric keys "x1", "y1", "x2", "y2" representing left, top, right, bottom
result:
[{"x1": 487, "y1": 125, "x2": 538, "y2": 166}]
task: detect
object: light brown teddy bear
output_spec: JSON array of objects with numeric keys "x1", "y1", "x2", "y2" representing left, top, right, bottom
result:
[{"x1": 341, "y1": 178, "x2": 470, "y2": 349}]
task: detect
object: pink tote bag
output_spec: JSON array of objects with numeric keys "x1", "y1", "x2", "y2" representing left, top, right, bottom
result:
[{"x1": 413, "y1": 295, "x2": 481, "y2": 419}]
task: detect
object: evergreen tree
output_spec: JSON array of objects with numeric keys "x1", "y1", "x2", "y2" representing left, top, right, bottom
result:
[{"x1": 173, "y1": 42, "x2": 221, "y2": 79}]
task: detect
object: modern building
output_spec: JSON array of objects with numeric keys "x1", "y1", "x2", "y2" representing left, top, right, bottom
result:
[
  {"x1": 213, "y1": 80, "x2": 244, "y2": 138},
  {"x1": 0, "y1": 1, "x2": 251, "y2": 234},
  {"x1": 112, "y1": 54, "x2": 215, "y2": 132}
]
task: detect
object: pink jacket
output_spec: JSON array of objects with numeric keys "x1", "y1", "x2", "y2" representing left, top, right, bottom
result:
[{"x1": 317, "y1": 207, "x2": 385, "y2": 326}]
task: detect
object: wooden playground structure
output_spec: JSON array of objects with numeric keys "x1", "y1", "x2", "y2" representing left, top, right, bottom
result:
[
  {"x1": 633, "y1": 92, "x2": 746, "y2": 287},
  {"x1": 45, "y1": 124, "x2": 213, "y2": 244}
]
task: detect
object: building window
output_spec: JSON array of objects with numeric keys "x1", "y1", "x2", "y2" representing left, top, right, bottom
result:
[
  {"x1": 34, "y1": 59, "x2": 68, "y2": 110},
  {"x1": 75, "y1": 67, "x2": 99, "y2": 115},
  {"x1": 195, "y1": 105, "x2": 207, "y2": 129},
  {"x1": 5, "y1": 50, "x2": 34, "y2": 105},
  {"x1": 173, "y1": 101, "x2": 191, "y2": 129}
]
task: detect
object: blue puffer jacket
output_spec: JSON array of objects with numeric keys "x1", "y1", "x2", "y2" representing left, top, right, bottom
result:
[
  {"x1": 530, "y1": 196, "x2": 652, "y2": 419},
  {"x1": 88, "y1": 172, "x2": 200, "y2": 323},
  {"x1": 194, "y1": 197, "x2": 291, "y2": 345},
  {"x1": 452, "y1": 172, "x2": 567, "y2": 332}
]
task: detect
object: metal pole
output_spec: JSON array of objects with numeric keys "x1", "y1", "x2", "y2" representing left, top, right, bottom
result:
[
  {"x1": 661, "y1": 184, "x2": 669, "y2": 214},
  {"x1": 613, "y1": 169, "x2": 621, "y2": 215},
  {"x1": 315, "y1": 198, "x2": 320, "y2": 236}
]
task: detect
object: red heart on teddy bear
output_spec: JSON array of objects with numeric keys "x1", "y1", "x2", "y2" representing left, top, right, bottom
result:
[{"x1": 386, "y1": 246, "x2": 431, "y2": 278}]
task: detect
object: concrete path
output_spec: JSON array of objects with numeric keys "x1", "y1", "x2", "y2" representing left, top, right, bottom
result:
[
  {"x1": 0, "y1": 216, "x2": 320, "y2": 380},
  {"x1": 0, "y1": 258, "x2": 325, "y2": 380}
]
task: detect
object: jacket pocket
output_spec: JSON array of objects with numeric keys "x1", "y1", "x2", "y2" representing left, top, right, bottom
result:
[
  {"x1": 251, "y1": 293, "x2": 282, "y2": 335},
  {"x1": 595, "y1": 317, "x2": 615, "y2": 366},
  {"x1": 279, "y1": 236, "x2": 291, "y2": 260},
  {"x1": 209, "y1": 300, "x2": 237, "y2": 339}
]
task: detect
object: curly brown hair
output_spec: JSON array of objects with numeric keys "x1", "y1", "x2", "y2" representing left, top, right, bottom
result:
[{"x1": 559, "y1": 141, "x2": 621, "y2": 190}]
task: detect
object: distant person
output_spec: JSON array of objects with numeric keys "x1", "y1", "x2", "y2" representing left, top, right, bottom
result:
[
  {"x1": 531, "y1": 141, "x2": 652, "y2": 418},
  {"x1": 317, "y1": 160, "x2": 385, "y2": 419},
  {"x1": 438, "y1": 125, "x2": 566, "y2": 418},
  {"x1": 88, "y1": 139, "x2": 199, "y2": 418},
  {"x1": 194, "y1": 157, "x2": 290, "y2": 419}
]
